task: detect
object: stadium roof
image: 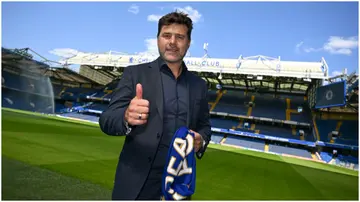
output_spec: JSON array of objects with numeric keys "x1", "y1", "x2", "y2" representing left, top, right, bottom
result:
[
  {"x1": 42, "y1": 67, "x2": 102, "y2": 85},
  {"x1": 2, "y1": 47, "x2": 49, "y2": 73},
  {"x1": 2, "y1": 47, "x2": 102, "y2": 86},
  {"x1": 60, "y1": 50, "x2": 329, "y2": 80}
]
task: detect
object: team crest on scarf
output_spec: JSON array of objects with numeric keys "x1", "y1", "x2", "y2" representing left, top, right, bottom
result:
[{"x1": 161, "y1": 126, "x2": 196, "y2": 200}]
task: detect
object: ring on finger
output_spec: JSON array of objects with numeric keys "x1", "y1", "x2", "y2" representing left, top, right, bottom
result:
[{"x1": 138, "y1": 113, "x2": 142, "y2": 120}]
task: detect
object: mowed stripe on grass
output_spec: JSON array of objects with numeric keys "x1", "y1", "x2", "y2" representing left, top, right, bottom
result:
[
  {"x1": 2, "y1": 156, "x2": 112, "y2": 200},
  {"x1": 2, "y1": 109, "x2": 359, "y2": 200}
]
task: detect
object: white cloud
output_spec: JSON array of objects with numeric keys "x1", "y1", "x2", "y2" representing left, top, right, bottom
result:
[
  {"x1": 174, "y1": 6, "x2": 202, "y2": 23},
  {"x1": 303, "y1": 47, "x2": 322, "y2": 53},
  {"x1": 128, "y1": 4, "x2": 139, "y2": 15},
  {"x1": 325, "y1": 36, "x2": 358, "y2": 49},
  {"x1": 331, "y1": 70, "x2": 343, "y2": 77},
  {"x1": 147, "y1": 6, "x2": 203, "y2": 23},
  {"x1": 136, "y1": 38, "x2": 159, "y2": 57},
  {"x1": 68, "y1": 64, "x2": 80, "y2": 73},
  {"x1": 295, "y1": 41, "x2": 303, "y2": 53},
  {"x1": 48, "y1": 49, "x2": 81, "y2": 72},
  {"x1": 144, "y1": 38, "x2": 158, "y2": 54},
  {"x1": 49, "y1": 48, "x2": 79, "y2": 58},
  {"x1": 298, "y1": 36, "x2": 358, "y2": 56},
  {"x1": 295, "y1": 41, "x2": 304, "y2": 49},
  {"x1": 147, "y1": 14, "x2": 162, "y2": 22},
  {"x1": 323, "y1": 36, "x2": 358, "y2": 55}
]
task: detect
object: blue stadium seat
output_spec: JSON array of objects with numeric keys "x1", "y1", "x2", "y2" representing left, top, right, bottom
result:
[
  {"x1": 251, "y1": 93, "x2": 287, "y2": 120},
  {"x1": 210, "y1": 90, "x2": 312, "y2": 123},
  {"x1": 316, "y1": 119, "x2": 358, "y2": 146},
  {"x1": 319, "y1": 152, "x2": 333, "y2": 163},
  {"x1": 2, "y1": 88, "x2": 54, "y2": 113},
  {"x1": 213, "y1": 90, "x2": 249, "y2": 115},
  {"x1": 210, "y1": 133, "x2": 224, "y2": 144},
  {"x1": 207, "y1": 90, "x2": 218, "y2": 103},
  {"x1": 2, "y1": 71, "x2": 54, "y2": 96},
  {"x1": 224, "y1": 135, "x2": 265, "y2": 151},
  {"x1": 254, "y1": 124, "x2": 314, "y2": 142},
  {"x1": 316, "y1": 120, "x2": 337, "y2": 143},
  {"x1": 337, "y1": 154, "x2": 358, "y2": 164},
  {"x1": 338, "y1": 121, "x2": 358, "y2": 146},
  {"x1": 2, "y1": 71, "x2": 21, "y2": 89},
  {"x1": 60, "y1": 87, "x2": 98, "y2": 100},
  {"x1": 210, "y1": 117, "x2": 239, "y2": 129},
  {"x1": 52, "y1": 84, "x2": 64, "y2": 97},
  {"x1": 268, "y1": 143, "x2": 312, "y2": 159},
  {"x1": 87, "y1": 103, "x2": 108, "y2": 111},
  {"x1": 288, "y1": 95, "x2": 312, "y2": 123},
  {"x1": 60, "y1": 112, "x2": 100, "y2": 122}
]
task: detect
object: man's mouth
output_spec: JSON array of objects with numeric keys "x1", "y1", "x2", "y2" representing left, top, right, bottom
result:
[{"x1": 166, "y1": 49, "x2": 178, "y2": 53}]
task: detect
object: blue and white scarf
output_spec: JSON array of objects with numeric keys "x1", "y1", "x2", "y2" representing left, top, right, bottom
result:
[{"x1": 161, "y1": 126, "x2": 196, "y2": 200}]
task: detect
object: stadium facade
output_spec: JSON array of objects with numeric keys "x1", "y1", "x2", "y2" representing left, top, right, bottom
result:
[{"x1": 2, "y1": 47, "x2": 358, "y2": 171}]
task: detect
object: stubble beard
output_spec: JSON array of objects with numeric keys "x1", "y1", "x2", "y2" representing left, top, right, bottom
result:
[{"x1": 159, "y1": 49, "x2": 188, "y2": 64}]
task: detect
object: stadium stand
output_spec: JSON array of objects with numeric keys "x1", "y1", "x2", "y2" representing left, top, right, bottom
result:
[
  {"x1": 2, "y1": 47, "x2": 358, "y2": 171},
  {"x1": 2, "y1": 47, "x2": 104, "y2": 115},
  {"x1": 223, "y1": 135, "x2": 266, "y2": 151},
  {"x1": 268, "y1": 142, "x2": 313, "y2": 159},
  {"x1": 319, "y1": 152, "x2": 333, "y2": 163},
  {"x1": 60, "y1": 112, "x2": 100, "y2": 122},
  {"x1": 316, "y1": 119, "x2": 358, "y2": 146},
  {"x1": 210, "y1": 133, "x2": 224, "y2": 144}
]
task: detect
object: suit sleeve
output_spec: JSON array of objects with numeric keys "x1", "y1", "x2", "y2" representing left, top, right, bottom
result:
[
  {"x1": 195, "y1": 81, "x2": 212, "y2": 159},
  {"x1": 99, "y1": 67, "x2": 134, "y2": 136}
]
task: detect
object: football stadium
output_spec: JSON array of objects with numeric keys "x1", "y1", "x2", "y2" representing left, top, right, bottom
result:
[{"x1": 2, "y1": 47, "x2": 359, "y2": 200}]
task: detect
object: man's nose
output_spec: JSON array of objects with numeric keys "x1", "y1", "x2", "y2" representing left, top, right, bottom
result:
[{"x1": 169, "y1": 35, "x2": 176, "y2": 44}]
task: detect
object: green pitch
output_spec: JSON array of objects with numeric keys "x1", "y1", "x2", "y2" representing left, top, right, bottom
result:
[{"x1": 2, "y1": 108, "x2": 358, "y2": 200}]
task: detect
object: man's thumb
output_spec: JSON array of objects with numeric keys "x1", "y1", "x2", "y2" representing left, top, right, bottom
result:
[{"x1": 136, "y1": 83, "x2": 143, "y2": 99}]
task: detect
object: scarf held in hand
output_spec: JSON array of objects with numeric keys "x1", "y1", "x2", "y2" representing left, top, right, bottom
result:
[{"x1": 161, "y1": 126, "x2": 196, "y2": 200}]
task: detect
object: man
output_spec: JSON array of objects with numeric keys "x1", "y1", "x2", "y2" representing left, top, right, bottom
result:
[{"x1": 99, "y1": 11, "x2": 211, "y2": 200}]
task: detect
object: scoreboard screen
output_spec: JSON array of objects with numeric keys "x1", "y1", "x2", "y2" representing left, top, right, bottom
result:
[{"x1": 315, "y1": 81, "x2": 346, "y2": 109}]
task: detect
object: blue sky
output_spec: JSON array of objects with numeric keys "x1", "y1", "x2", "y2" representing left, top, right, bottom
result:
[{"x1": 2, "y1": 1, "x2": 359, "y2": 76}]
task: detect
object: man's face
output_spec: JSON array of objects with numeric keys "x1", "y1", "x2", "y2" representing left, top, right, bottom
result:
[{"x1": 157, "y1": 23, "x2": 190, "y2": 64}]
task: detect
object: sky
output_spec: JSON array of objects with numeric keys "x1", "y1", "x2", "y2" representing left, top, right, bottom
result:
[{"x1": 2, "y1": 1, "x2": 359, "y2": 77}]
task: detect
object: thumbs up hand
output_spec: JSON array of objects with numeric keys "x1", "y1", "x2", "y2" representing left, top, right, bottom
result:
[{"x1": 125, "y1": 83, "x2": 150, "y2": 126}]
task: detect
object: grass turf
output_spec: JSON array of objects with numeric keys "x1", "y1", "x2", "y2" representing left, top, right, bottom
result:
[{"x1": 2, "y1": 108, "x2": 359, "y2": 200}]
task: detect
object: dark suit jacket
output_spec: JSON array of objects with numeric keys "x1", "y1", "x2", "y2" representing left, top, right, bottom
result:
[{"x1": 99, "y1": 57, "x2": 212, "y2": 200}]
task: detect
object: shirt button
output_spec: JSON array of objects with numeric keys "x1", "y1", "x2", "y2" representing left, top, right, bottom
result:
[
  {"x1": 148, "y1": 157, "x2": 152, "y2": 162},
  {"x1": 157, "y1": 132, "x2": 161, "y2": 138}
]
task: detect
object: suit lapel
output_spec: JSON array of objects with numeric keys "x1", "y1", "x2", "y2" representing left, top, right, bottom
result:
[{"x1": 149, "y1": 58, "x2": 164, "y2": 123}]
